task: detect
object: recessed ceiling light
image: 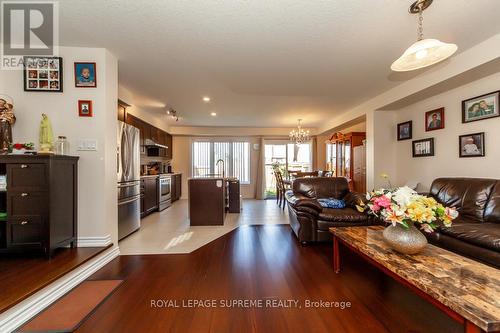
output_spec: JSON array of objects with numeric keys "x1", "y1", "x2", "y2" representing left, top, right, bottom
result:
[
  {"x1": 210, "y1": 112, "x2": 217, "y2": 116},
  {"x1": 203, "y1": 97, "x2": 211, "y2": 102}
]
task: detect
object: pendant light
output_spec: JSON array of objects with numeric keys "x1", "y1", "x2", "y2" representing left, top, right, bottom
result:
[{"x1": 391, "y1": 0, "x2": 457, "y2": 72}]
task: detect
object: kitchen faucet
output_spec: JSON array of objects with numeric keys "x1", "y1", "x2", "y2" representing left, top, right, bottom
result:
[{"x1": 216, "y1": 159, "x2": 225, "y2": 179}]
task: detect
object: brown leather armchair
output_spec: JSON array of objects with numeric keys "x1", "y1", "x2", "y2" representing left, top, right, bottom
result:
[
  {"x1": 285, "y1": 177, "x2": 373, "y2": 243},
  {"x1": 425, "y1": 178, "x2": 500, "y2": 268}
]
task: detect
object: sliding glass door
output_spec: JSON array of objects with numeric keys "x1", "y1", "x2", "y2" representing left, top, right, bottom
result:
[
  {"x1": 264, "y1": 141, "x2": 312, "y2": 198},
  {"x1": 192, "y1": 140, "x2": 250, "y2": 184}
]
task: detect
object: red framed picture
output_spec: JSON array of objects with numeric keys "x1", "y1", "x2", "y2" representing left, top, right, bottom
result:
[
  {"x1": 425, "y1": 107, "x2": 445, "y2": 131},
  {"x1": 78, "y1": 100, "x2": 93, "y2": 117}
]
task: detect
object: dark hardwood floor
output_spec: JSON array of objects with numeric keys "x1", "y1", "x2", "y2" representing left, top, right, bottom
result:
[
  {"x1": 0, "y1": 246, "x2": 109, "y2": 313},
  {"x1": 77, "y1": 225, "x2": 461, "y2": 333}
]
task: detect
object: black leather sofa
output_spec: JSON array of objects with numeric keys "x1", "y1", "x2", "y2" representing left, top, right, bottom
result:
[
  {"x1": 285, "y1": 177, "x2": 373, "y2": 243},
  {"x1": 425, "y1": 178, "x2": 500, "y2": 268}
]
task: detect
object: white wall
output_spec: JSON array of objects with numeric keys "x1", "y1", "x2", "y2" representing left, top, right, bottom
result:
[
  {"x1": 391, "y1": 72, "x2": 500, "y2": 191},
  {"x1": 118, "y1": 85, "x2": 170, "y2": 133},
  {"x1": 372, "y1": 111, "x2": 398, "y2": 189},
  {"x1": 0, "y1": 46, "x2": 118, "y2": 245}
]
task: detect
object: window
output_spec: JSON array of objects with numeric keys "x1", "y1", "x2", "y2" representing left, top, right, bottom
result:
[
  {"x1": 192, "y1": 141, "x2": 250, "y2": 184},
  {"x1": 326, "y1": 143, "x2": 336, "y2": 174}
]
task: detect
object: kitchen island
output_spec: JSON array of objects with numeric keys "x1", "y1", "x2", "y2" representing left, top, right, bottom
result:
[{"x1": 188, "y1": 177, "x2": 240, "y2": 226}]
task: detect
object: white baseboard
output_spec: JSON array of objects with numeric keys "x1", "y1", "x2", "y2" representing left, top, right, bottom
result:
[
  {"x1": 0, "y1": 246, "x2": 120, "y2": 333},
  {"x1": 78, "y1": 234, "x2": 112, "y2": 247}
]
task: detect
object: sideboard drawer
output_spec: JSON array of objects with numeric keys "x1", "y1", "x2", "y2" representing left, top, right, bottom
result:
[
  {"x1": 7, "y1": 216, "x2": 43, "y2": 248},
  {"x1": 7, "y1": 163, "x2": 48, "y2": 191},
  {"x1": 7, "y1": 192, "x2": 47, "y2": 216}
]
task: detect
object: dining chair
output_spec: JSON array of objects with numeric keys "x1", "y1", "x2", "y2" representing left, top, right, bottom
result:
[{"x1": 274, "y1": 170, "x2": 290, "y2": 210}]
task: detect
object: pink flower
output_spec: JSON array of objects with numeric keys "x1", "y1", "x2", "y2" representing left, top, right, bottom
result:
[
  {"x1": 371, "y1": 203, "x2": 381, "y2": 212},
  {"x1": 374, "y1": 196, "x2": 392, "y2": 209}
]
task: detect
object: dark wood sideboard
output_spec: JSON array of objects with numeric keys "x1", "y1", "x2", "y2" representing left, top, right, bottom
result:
[{"x1": 0, "y1": 155, "x2": 79, "y2": 257}]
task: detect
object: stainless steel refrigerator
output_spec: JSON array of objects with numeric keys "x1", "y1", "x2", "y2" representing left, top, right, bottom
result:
[{"x1": 117, "y1": 121, "x2": 141, "y2": 240}]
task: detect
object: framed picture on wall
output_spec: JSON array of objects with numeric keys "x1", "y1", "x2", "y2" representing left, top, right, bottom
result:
[
  {"x1": 23, "y1": 56, "x2": 63, "y2": 92},
  {"x1": 397, "y1": 121, "x2": 412, "y2": 141},
  {"x1": 74, "y1": 62, "x2": 97, "y2": 87},
  {"x1": 78, "y1": 100, "x2": 93, "y2": 117},
  {"x1": 459, "y1": 132, "x2": 485, "y2": 158},
  {"x1": 425, "y1": 107, "x2": 445, "y2": 131},
  {"x1": 462, "y1": 91, "x2": 499, "y2": 123},
  {"x1": 412, "y1": 138, "x2": 434, "y2": 157}
]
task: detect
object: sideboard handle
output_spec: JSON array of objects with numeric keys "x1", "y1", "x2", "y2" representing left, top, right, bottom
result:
[
  {"x1": 21, "y1": 221, "x2": 28, "y2": 225},
  {"x1": 21, "y1": 164, "x2": 29, "y2": 168},
  {"x1": 21, "y1": 192, "x2": 29, "y2": 197}
]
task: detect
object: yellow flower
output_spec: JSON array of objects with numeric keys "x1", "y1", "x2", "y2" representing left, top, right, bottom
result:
[
  {"x1": 420, "y1": 196, "x2": 438, "y2": 209},
  {"x1": 407, "y1": 201, "x2": 435, "y2": 223}
]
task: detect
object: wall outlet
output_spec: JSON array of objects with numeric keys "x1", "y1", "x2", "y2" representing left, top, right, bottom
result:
[{"x1": 77, "y1": 139, "x2": 98, "y2": 151}]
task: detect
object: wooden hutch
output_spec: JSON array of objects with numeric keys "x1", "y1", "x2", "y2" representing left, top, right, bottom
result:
[{"x1": 327, "y1": 132, "x2": 366, "y2": 193}]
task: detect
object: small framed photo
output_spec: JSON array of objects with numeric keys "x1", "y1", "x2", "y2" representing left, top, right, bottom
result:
[
  {"x1": 74, "y1": 62, "x2": 97, "y2": 87},
  {"x1": 462, "y1": 91, "x2": 499, "y2": 123},
  {"x1": 425, "y1": 107, "x2": 445, "y2": 131},
  {"x1": 78, "y1": 100, "x2": 93, "y2": 117},
  {"x1": 23, "y1": 56, "x2": 63, "y2": 92},
  {"x1": 459, "y1": 132, "x2": 485, "y2": 158},
  {"x1": 397, "y1": 121, "x2": 412, "y2": 141},
  {"x1": 412, "y1": 138, "x2": 434, "y2": 157}
]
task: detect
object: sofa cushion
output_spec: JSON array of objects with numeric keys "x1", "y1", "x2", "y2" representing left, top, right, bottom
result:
[
  {"x1": 439, "y1": 223, "x2": 500, "y2": 252},
  {"x1": 318, "y1": 207, "x2": 368, "y2": 223},
  {"x1": 317, "y1": 198, "x2": 346, "y2": 209},
  {"x1": 429, "y1": 178, "x2": 497, "y2": 223},
  {"x1": 293, "y1": 177, "x2": 349, "y2": 199}
]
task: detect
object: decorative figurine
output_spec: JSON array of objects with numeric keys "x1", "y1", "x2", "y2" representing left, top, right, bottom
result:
[
  {"x1": 39, "y1": 113, "x2": 54, "y2": 154},
  {"x1": 0, "y1": 95, "x2": 15, "y2": 154}
]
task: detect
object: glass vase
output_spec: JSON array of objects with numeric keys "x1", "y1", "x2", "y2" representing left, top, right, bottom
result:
[{"x1": 382, "y1": 223, "x2": 428, "y2": 255}]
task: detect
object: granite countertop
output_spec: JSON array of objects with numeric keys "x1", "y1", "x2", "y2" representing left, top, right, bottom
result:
[
  {"x1": 141, "y1": 173, "x2": 182, "y2": 178},
  {"x1": 330, "y1": 226, "x2": 500, "y2": 332},
  {"x1": 189, "y1": 176, "x2": 238, "y2": 181}
]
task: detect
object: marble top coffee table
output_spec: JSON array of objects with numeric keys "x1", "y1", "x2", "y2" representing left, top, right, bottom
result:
[{"x1": 329, "y1": 226, "x2": 500, "y2": 333}]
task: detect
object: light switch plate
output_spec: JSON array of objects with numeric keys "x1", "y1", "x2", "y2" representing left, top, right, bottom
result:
[{"x1": 77, "y1": 139, "x2": 98, "y2": 151}]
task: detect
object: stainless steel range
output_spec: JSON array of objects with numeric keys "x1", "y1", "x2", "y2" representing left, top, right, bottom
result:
[{"x1": 158, "y1": 174, "x2": 172, "y2": 211}]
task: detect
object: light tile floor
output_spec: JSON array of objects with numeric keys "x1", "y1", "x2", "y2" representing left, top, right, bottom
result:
[{"x1": 118, "y1": 199, "x2": 289, "y2": 255}]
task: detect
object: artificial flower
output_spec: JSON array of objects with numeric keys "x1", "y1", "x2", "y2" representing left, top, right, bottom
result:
[
  {"x1": 362, "y1": 186, "x2": 458, "y2": 233},
  {"x1": 374, "y1": 195, "x2": 392, "y2": 209}
]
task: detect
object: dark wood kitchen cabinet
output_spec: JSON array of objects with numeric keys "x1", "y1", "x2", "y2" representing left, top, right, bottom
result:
[
  {"x1": 165, "y1": 133, "x2": 173, "y2": 159},
  {"x1": 189, "y1": 178, "x2": 226, "y2": 226},
  {"x1": 0, "y1": 155, "x2": 78, "y2": 257},
  {"x1": 171, "y1": 174, "x2": 182, "y2": 202},
  {"x1": 117, "y1": 99, "x2": 130, "y2": 122},
  {"x1": 125, "y1": 114, "x2": 146, "y2": 146},
  {"x1": 141, "y1": 176, "x2": 158, "y2": 217},
  {"x1": 124, "y1": 113, "x2": 173, "y2": 159}
]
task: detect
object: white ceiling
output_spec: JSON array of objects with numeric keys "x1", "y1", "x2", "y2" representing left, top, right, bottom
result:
[{"x1": 59, "y1": 0, "x2": 500, "y2": 128}]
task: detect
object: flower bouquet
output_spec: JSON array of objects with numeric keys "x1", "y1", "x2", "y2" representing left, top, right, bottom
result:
[
  {"x1": 10, "y1": 142, "x2": 35, "y2": 155},
  {"x1": 357, "y1": 186, "x2": 459, "y2": 254}
]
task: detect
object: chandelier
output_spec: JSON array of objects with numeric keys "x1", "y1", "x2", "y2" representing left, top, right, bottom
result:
[
  {"x1": 289, "y1": 119, "x2": 310, "y2": 145},
  {"x1": 391, "y1": 0, "x2": 457, "y2": 72}
]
